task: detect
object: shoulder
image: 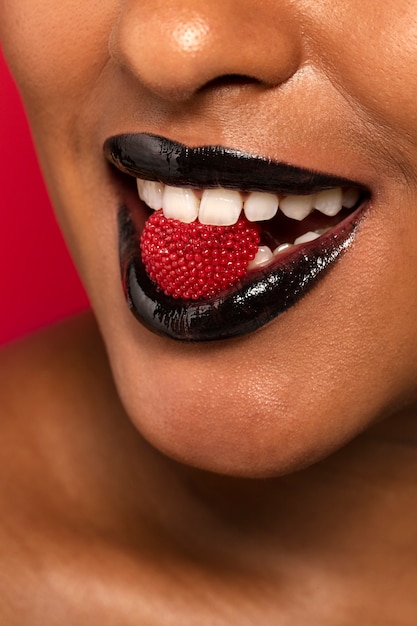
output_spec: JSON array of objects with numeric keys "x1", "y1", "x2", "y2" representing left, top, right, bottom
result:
[
  {"x1": 0, "y1": 314, "x2": 154, "y2": 622},
  {"x1": 0, "y1": 311, "x2": 105, "y2": 392},
  {"x1": 0, "y1": 312, "x2": 110, "y2": 425},
  {"x1": 0, "y1": 311, "x2": 112, "y2": 504},
  {"x1": 0, "y1": 312, "x2": 122, "y2": 495}
]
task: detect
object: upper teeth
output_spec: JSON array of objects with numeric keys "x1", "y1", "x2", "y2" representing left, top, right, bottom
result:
[
  {"x1": 137, "y1": 179, "x2": 360, "y2": 226},
  {"x1": 199, "y1": 189, "x2": 242, "y2": 226}
]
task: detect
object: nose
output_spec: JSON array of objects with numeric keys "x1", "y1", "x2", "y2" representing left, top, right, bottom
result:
[{"x1": 110, "y1": 0, "x2": 303, "y2": 101}]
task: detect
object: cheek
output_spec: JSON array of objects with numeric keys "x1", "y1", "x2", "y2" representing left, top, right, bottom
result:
[
  {"x1": 0, "y1": 0, "x2": 118, "y2": 119},
  {"x1": 0, "y1": 0, "x2": 121, "y2": 284},
  {"x1": 308, "y1": 0, "x2": 417, "y2": 135}
]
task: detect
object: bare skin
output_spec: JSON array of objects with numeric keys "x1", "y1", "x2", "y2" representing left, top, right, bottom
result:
[
  {"x1": 2, "y1": 0, "x2": 417, "y2": 476},
  {"x1": 0, "y1": 314, "x2": 416, "y2": 624},
  {"x1": 2, "y1": 0, "x2": 417, "y2": 621}
]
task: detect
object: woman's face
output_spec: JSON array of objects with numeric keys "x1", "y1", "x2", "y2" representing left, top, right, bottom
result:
[{"x1": 2, "y1": 0, "x2": 417, "y2": 476}]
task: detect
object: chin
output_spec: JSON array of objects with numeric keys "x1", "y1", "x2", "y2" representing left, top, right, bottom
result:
[
  {"x1": 96, "y1": 281, "x2": 387, "y2": 478},
  {"x1": 109, "y1": 355, "x2": 375, "y2": 478}
]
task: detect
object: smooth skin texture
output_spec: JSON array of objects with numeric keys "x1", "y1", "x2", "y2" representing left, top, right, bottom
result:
[{"x1": 1, "y1": 0, "x2": 417, "y2": 622}]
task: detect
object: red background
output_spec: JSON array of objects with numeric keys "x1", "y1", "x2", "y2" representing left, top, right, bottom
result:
[{"x1": 0, "y1": 51, "x2": 89, "y2": 345}]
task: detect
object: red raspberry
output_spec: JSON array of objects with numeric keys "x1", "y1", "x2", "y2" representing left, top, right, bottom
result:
[{"x1": 140, "y1": 210, "x2": 261, "y2": 300}]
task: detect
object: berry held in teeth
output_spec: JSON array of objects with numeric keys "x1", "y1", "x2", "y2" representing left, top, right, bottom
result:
[
  {"x1": 137, "y1": 178, "x2": 360, "y2": 300},
  {"x1": 140, "y1": 212, "x2": 260, "y2": 300}
]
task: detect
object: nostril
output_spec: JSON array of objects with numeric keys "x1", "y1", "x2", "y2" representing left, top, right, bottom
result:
[{"x1": 200, "y1": 73, "x2": 262, "y2": 92}]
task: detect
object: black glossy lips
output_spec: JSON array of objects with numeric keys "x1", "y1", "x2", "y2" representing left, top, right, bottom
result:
[
  {"x1": 104, "y1": 133, "x2": 367, "y2": 342},
  {"x1": 104, "y1": 133, "x2": 362, "y2": 195}
]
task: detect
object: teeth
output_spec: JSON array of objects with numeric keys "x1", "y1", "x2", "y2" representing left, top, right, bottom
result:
[
  {"x1": 136, "y1": 179, "x2": 361, "y2": 232},
  {"x1": 314, "y1": 188, "x2": 343, "y2": 217},
  {"x1": 137, "y1": 180, "x2": 164, "y2": 210},
  {"x1": 247, "y1": 245, "x2": 273, "y2": 269},
  {"x1": 137, "y1": 179, "x2": 146, "y2": 200},
  {"x1": 244, "y1": 192, "x2": 278, "y2": 222},
  {"x1": 279, "y1": 194, "x2": 314, "y2": 221},
  {"x1": 342, "y1": 187, "x2": 360, "y2": 209},
  {"x1": 137, "y1": 178, "x2": 364, "y2": 275},
  {"x1": 294, "y1": 231, "x2": 321, "y2": 245},
  {"x1": 273, "y1": 243, "x2": 293, "y2": 255},
  {"x1": 199, "y1": 188, "x2": 243, "y2": 226},
  {"x1": 162, "y1": 185, "x2": 199, "y2": 223}
]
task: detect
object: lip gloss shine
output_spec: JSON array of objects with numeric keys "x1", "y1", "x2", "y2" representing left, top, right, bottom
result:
[{"x1": 104, "y1": 133, "x2": 364, "y2": 195}]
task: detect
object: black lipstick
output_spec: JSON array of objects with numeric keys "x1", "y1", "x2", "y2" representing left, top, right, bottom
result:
[
  {"x1": 104, "y1": 133, "x2": 362, "y2": 195},
  {"x1": 105, "y1": 133, "x2": 367, "y2": 342},
  {"x1": 119, "y1": 206, "x2": 361, "y2": 341}
]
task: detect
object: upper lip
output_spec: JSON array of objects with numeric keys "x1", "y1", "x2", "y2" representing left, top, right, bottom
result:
[{"x1": 103, "y1": 133, "x2": 367, "y2": 196}]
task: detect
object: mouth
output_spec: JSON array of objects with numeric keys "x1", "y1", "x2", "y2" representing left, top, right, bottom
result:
[{"x1": 104, "y1": 133, "x2": 369, "y2": 342}]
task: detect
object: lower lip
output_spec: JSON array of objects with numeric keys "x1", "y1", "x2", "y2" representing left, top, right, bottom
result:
[{"x1": 118, "y1": 200, "x2": 366, "y2": 342}]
